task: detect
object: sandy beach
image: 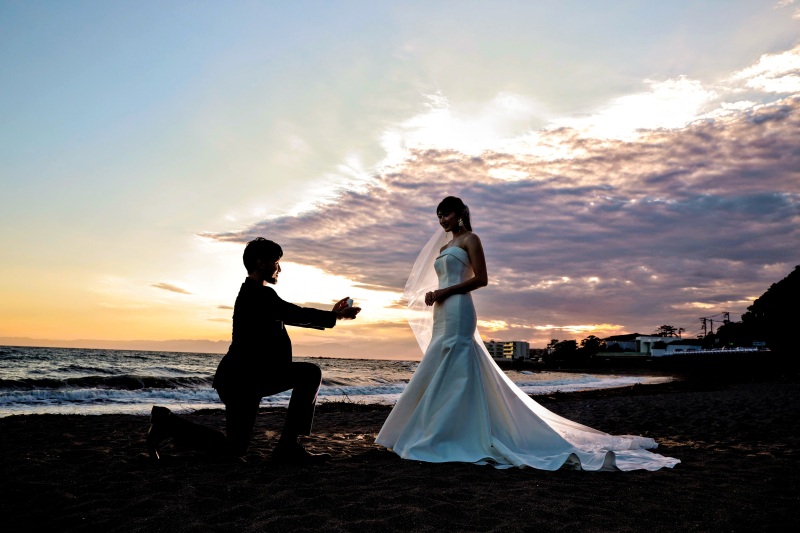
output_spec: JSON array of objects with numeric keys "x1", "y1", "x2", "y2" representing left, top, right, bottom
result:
[{"x1": 2, "y1": 377, "x2": 798, "y2": 532}]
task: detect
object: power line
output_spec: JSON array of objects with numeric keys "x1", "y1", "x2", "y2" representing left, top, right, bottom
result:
[{"x1": 699, "y1": 310, "x2": 730, "y2": 337}]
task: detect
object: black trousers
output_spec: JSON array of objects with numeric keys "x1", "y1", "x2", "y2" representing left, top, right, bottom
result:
[{"x1": 217, "y1": 361, "x2": 323, "y2": 456}]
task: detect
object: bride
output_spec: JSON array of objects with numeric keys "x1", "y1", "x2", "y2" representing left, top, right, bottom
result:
[{"x1": 376, "y1": 196, "x2": 679, "y2": 471}]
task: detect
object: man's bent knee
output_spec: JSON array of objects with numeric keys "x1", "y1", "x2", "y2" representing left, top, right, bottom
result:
[{"x1": 294, "y1": 362, "x2": 322, "y2": 385}]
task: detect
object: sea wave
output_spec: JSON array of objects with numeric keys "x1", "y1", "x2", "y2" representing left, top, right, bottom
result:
[
  {"x1": 0, "y1": 388, "x2": 225, "y2": 416},
  {"x1": 0, "y1": 346, "x2": 670, "y2": 417},
  {"x1": 0, "y1": 374, "x2": 214, "y2": 391}
]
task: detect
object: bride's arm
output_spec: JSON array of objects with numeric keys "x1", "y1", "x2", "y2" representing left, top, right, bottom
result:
[{"x1": 425, "y1": 233, "x2": 488, "y2": 305}]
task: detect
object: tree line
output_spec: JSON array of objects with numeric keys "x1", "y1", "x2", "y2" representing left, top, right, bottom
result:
[{"x1": 713, "y1": 264, "x2": 799, "y2": 355}]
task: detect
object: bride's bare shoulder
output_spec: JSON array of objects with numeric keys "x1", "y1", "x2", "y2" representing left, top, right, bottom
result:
[
  {"x1": 463, "y1": 231, "x2": 482, "y2": 246},
  {"x1": 449, "y1": 232, "x2": 481, "y2": 250}
]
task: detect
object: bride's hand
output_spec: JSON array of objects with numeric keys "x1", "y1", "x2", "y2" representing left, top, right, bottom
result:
[{"x1": 425, "y1": 289, "x2": 446, "y2": 306}]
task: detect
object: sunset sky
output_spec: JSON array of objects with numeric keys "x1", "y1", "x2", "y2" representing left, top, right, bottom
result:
[{"x1": 1, "y1": 1, "x2": 798, "y2": 359}]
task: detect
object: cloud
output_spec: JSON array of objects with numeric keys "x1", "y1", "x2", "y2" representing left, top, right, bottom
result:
[
  {"x1": 728, "y1": 45, "x2": 800, "y2": 94},
  {"x1": 201, "y1": 47, "x2": 800, "y2": 346},
  {"x1": 550, "y1": 77, "x2": 718, "y2": 140},
  {"x1": 774, "y1": 0, "x2": 800, "y2": 19},
  {"x1": 151, "y1": 282, "x2": 192, "y2": 295},
  {"x1": 380, "y1": 92, "x2": 551, "y2": 158}
]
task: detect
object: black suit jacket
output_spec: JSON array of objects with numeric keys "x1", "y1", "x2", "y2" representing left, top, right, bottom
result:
[{"x1": 213, "y1": 278, "x2": 337, "y2": 393}]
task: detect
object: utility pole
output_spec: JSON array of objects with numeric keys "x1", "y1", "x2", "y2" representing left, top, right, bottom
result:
[{"x1": 700, "y1": 317, "x2": 715, "y2": 336}]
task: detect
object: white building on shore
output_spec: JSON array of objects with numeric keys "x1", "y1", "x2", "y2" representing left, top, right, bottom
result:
[
  {"x1": 484, "y1": 340, "x2": 530, "y2": 361},
  {"x1": 603, "y1": 334, "x2": 703, "y2": 357}
]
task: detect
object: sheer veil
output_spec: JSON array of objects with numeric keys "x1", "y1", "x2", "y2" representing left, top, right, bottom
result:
[{"x1": 403, "y1": 229, "x2": 449, "y2": 354}]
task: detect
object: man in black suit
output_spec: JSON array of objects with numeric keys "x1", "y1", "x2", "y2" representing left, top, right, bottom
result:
[{"x1": 147, "y1": 237, "x2": 361, "y2": 463}]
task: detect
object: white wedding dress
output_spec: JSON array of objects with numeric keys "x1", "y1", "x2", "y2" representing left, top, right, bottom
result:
[{"x1": 376, "y1": 241, "x2": 679, "y2": 471}]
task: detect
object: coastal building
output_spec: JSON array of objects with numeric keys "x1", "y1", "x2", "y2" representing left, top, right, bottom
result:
[
  {"x1": 602, "y1": 333, "x2": 642, "y2": 352},
  {"x1": 484, "y1": 340, "x2": 530, "y2": 361},
  {"x1": 602, "y1": 333, "x2": 761, "y2": 358},
  {"x1": 528, "y1": 347, "x2": 548, "y2": 363},
  {"x1": 602, "y1": 334, "x2": 702, "y2": 357},
  {"x1": 650, "y1": 339, "x2": 704, "y2": 357},
  {"x1": 636, "y1": 336, "x2": 677, "y2": 357}
]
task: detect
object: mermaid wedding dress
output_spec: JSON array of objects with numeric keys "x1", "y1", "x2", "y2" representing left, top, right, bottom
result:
[{"x1": 376, "y1": 233, "x2": 679, "y2": 471}]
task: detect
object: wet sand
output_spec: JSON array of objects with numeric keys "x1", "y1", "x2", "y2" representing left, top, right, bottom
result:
[{"x1": 2, "y1": 378, "x2": 798, "y2": 532}]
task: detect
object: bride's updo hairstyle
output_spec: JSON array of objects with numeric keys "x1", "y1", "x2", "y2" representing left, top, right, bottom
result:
[{"x1": 437, "y1": 196, "x2": 472, "y2": 231}]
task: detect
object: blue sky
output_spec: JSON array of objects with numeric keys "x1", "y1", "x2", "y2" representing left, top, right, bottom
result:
[{"x1": 1, "y1": 1, "x2": 798, "y2": 358}]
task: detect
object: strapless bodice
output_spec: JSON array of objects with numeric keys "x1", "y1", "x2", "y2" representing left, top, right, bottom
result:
[{"x1": 434, "y1": 247, "x2": 472, "y2": 288}]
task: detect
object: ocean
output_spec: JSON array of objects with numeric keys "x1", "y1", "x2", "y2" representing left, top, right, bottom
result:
[{"x1": 0, "y1": 345, "x2": 671, "y2": 417}]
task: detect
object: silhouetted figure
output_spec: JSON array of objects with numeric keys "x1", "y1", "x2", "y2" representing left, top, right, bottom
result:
[{"x1": 147, "y1": 237, "x2": 360, "y2": 464}]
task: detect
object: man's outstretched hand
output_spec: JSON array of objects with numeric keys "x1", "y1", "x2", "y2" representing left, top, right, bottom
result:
[{"x1": 333, "y1": 297, "x2": 361, "y2": 320}]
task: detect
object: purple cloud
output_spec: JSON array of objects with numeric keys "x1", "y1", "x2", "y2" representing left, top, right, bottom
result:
[{"x1": 201, "y1": 95, "x2": 799, "y2": 345}]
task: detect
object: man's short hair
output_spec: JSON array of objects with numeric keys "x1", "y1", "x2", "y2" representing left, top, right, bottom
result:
[{"x1": 243, "y1": 237, "x2": 283, "y2": 272}]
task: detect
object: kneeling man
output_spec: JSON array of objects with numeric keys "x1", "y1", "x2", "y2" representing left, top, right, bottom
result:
[{"x1": 147, "y1": 237, "x2": 360, "y2": 464}]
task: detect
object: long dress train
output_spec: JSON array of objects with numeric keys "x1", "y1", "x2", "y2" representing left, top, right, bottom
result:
[{"x1": 376, "y1": 245, "x2": 679, "y2": 471}]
